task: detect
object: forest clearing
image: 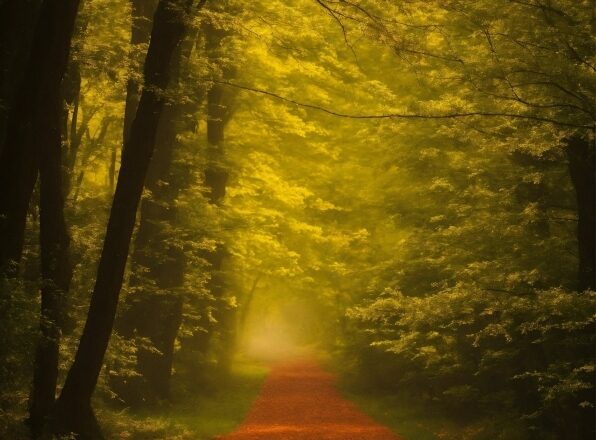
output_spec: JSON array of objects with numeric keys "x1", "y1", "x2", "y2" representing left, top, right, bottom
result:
[{"x1": 0, "y1": 0, "x2": 594, "y2": 439}]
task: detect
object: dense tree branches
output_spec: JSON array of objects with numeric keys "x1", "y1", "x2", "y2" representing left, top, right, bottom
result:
[{"x1": 215, "y1": 80, "x2": 593, "y2": 128}]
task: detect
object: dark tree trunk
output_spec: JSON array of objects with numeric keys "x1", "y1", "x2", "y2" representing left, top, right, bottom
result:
[
  {"x1": 113, "y1": 32, "x2": 199, "y2": 405},
  {"x1": 11, "y1": 1, "x2": 81, "y2": 437},
  {"x1": 51, "y1": 1, "x2": 195, "y2": 437},
  {"x1": 116, "y1": 74, "x2": 185, "y2": 405},
  {"x1": 0, "y1": 0, "x2": 79, "y2": 278},
  {"x1": 62, "y1": 59, "x2": 83, "y2": 196},
  {"x1": 203, "y1": 18, "x2": 233, "y2": 205},
  {"x1": 108, "y1": 0, "x2": 157, "y2": 195},
  {"x1": 566, "y1": 135, "x2": 596, "y2": 291},
  {"x1": 123, "y1": 0, "x2": 159, "y2": 146},
  {"x1": 0, "y1": 0, "x2": 42, "y2": 154},
  {"x1": 29, "y1": 80, "x2": 73, "y2": 439}
]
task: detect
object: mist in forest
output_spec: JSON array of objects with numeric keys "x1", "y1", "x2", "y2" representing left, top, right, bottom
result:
[{"x1": 0, "y1": 0, "x2": 594, "y2": 439}]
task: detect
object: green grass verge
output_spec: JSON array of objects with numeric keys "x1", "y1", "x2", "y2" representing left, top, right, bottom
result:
[
  {"x1": 340, "y1": 388, "x2": 473, "y2": 440},
  {"x1": 98, "y1": 359, "x2": 268, "y2": 439},
  {"x1": 325, "y1": 355, "x2": 478, "y2": 440},
  {"x1": 336, "y1": 377, "x2": 525, "y2": 440}
]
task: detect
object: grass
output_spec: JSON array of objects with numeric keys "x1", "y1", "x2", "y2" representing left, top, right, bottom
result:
[
  {"x1": 340, "y1": 388, "x2": 479, "y2": 440},
  {"x1": 99, "y1": 358, "x2": 268, "y2": 439},
  {"x1": 325, "y1": 355, "x2": 480, "y2": 440},
  {"x1": 335, "y1": 377, "x2": 525, "y2": 440}
]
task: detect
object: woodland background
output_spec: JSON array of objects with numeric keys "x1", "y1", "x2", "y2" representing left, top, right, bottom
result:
[{"x1": 0, "y1": 0, "x2": 594, "y2": 439}]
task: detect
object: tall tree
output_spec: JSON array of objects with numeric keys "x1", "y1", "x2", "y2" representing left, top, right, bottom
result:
[
  {"x1": 566, "y1": 135, "x2": 595, "y2": 291},
  {"x1": 0, "y1": 0, "x2": 80, "y2": 278},
  {"x1": 106, "y1": 0, "x2": 158, "y2": 193},
  {"x1": 51, "y1": 0, "x2": 199, "y2": 437},
  {"x1": 29, "y1": 77, "x2": 75, "y2": 438},
  {"x1": 0, "y1": 0, "x2": 42, "y2": 155},
  {"x1": 20, "y1": 1, "x2": 81, "y2": 437},
  {"x1": 115, "y1": 35, "x2": 199, "y2": 403},
  {"x1": 122, "y1": 0, "x2": 159, "y2": 145},
  {"x1": 199, "y1": 10, "x2": 237, "y2": 369},
  {"x1": 0, "y1": 1, "x2": 81, "y2": 435}
]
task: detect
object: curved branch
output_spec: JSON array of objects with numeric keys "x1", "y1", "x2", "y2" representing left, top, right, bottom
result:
[{"x1": 215, "y1": 80, "x2": 593, "y2": 128}]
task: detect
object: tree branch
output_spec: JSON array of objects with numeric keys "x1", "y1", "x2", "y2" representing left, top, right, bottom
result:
[{"x1": 215, "y1": 80, "x2": 594, "y2": 128}]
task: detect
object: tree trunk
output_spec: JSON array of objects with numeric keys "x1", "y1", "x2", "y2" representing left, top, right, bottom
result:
[
  {"x1": 0, "y1": 0, "x2": 42, "y2": 154},
  {"x1": 72, "y1": 117, "x2": 112, "y2": 204},
  {"x1": 237, "y1": 274, "x2": 261, "y2": 343},
  {"x1": 51, "y1": 1, "x2": 195, "y2": 437},
  {"x1": 29, "y1": 81, "x2": 73, "y2": 439},
  {"x1": 0, "y1": 0, "x2": 79, "y2": 279},
  {"x1": 106, "y1": 0, "x2": 157, "y2": 195},
  {"x1": 113, "y1": 30, "x2": 200, "y2": 404},
  {"x1": 203, "y1": 18, "x2": 232, "y2": 204},
  {"x1": 9, "y1": 1, "x2": 81, "y2": 437},
  {"x1": 201, "y1": 16, "x2": 237, "y2": 370},
  {"x1": 122, "y1": 0, "x2": 159, "y2": 146},
  {"x1": 566, "y1": 135, "x2": 596, "y2": 291}
]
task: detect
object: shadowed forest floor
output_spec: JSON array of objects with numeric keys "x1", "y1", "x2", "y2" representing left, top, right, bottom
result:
[
  {"x1": 97, "y1": 360, "x2": 269, "y2": 440},
  {"x1": 218, "y1": 359, "x2": 402, "y2": 440}
]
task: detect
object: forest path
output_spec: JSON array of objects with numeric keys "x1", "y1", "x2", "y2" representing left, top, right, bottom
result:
[{"x1": 217, "y1": 358, "x2": 403, "y2": 440}]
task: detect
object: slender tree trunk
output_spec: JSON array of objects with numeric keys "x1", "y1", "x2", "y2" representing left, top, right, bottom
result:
[
  {"x1": 29, "y1": 85, "x2": 73, "y2": 439},
  {"x1": 61, "y1": 59, "x2": 85, "y2": 197},
  {"x1": 201, "y1": 16, "x2": 237, "y2": 370},
  {"x1": 116, "y1": 67, "x2": 185, "y2": 404},
  {"x1": 10, "y1": 1, "x2": 81, "y2": 437},
  {"x1": 114, "y1": 32, "x2": 199, "y2": 404},
  {"x1": 566, "y1": 135, "x2": 595, "y2": 291},
  {"x1": 0, "y1": 0, "x2": 79, "y2": 278},
  {"x1": 72, "y1": 117, "x2": 112, "y2": 204},
  {"x1": 106, "y1": 0, "x2": 157, "y2": 195},
  {"x1": 123, "y1": 0, "x2": 159, "y2": 146},
  {"x1": 0, "y1": 0, "x2": 42, "y2": 154},
  {"x1": 238, "y1": 274, "x2": 261, "y2": 341},
  {"x1": 51, "y1": 1, "x2": 196, "y2": 437}
]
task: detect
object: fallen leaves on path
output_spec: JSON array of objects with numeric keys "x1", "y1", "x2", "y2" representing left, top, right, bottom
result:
[{"x1": 218, "y1": 359, "x2": 403, "y2": 440}]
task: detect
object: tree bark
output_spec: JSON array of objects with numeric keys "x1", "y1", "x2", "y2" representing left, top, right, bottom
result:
[
  {"x1": 0, "y1": 0, "x2": 79, "y2": 279},
  {"x1": 51, "y1": 1, "x2": 195, "y2": 437},
  {"x1": 201, "y1": 16, "x2": 237, "y2": 370},
  {"x1": 29, "y1": 81, "x2": 73, "y2": 439},
  {"x1": 122, "y1": 0, "x2": 159, "y2": 146},
  {"x1": 566, "y1": 135, "x2": 595, "y2": 291},
  {"x1": 0, "y1": 0, "x2": 42, "y2": 154},
  {"x1": 106, "y1": 0, "x2": 158, "y2": 195},
  {"x1": 203, "y1": 18, "x2": 233, "y2": 204},
  {"x1": 11, "y1": 1, "x2": 81, "y2": 437},
  {"x1": 114, "y1": 46, "x2": 188, "y2": 404},
  {"x1": 173, "y1": 13, "x2": 234, "y2": 377}
]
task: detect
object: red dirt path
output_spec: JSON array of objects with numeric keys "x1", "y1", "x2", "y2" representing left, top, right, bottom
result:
[{"x1": 218, "y1": 359, "x2": 403, "y2": 440}]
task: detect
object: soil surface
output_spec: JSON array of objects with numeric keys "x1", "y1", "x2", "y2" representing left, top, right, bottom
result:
[{"x1": 218, "y1": 359, "x2": 403, "y2": 440}]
